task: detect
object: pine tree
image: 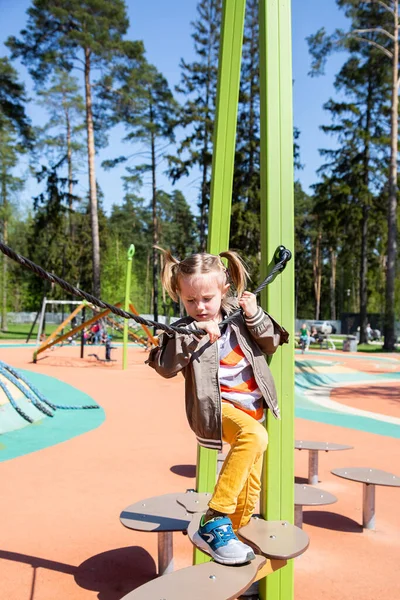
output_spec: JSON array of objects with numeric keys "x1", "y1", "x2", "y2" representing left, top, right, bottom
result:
[
  {"x1": 308, "y1": 0, "x2": 399, "y2": 347},
  {"x1": 102, "y1": 57, "x2": 178, "y2": 322},
  {"x1": 0, "y1": 57, "x2": 32, "y2": 143},
  {"x1": 168, "y1": 0, "x2": 221, "y2": 251},
  {"x1": 7, "y1": 0, "x2": 143, "y2": 297},
  {"x1": 231, "y1": 0, "x2": 261, "y2": 281},
  {"x1": 0, "y1": 57, "x2": 31, "y2": 330},
  {"x1": 310, "y1": 54, "x2": 388, "y2": 335},
  {"x1": 36, "y1": 68, "x2": 85, "y2": 234},
  {"x1": 0, "y1": 121, "x2": 26, "y2": 329},
  {"x1": 294, "y1": 181, "x2": 314, "y2": 319}
]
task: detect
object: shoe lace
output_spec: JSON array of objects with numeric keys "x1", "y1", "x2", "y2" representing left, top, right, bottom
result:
[{"x1": 215, "y1": 522, "x2": 237, "y2": 543}]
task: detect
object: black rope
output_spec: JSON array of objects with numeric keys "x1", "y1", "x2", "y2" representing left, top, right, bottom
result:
[
  {"x1": 220, "y1": 246, "x2": 292, "y2": 328},
  {"x1": 0, "y1": 362, "x2": 99, "y2": 411},
  {"x1": 0, "y1": 242, "x2": 291, "y2": 336}
]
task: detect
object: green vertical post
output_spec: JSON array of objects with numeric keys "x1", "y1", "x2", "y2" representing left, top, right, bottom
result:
[
  {"x1": 194, "y1": 0, "x2": 246, "y2": 565},
  {"x1": 123, "y1": 244, "x2": 135, "y2": 370},
  {"x1": 259, "y1": 1, "x2": 295, "y2": 600}
]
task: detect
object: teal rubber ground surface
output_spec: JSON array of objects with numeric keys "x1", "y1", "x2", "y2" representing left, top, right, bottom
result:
[
  {"x1": 295, "y1": 353, "x2": 400, "y2": 439},
  {"x1": 0, "y1": 369, "x2": 104, "y2": 462}
]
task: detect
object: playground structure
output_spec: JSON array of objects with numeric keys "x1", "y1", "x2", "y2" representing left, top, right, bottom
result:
[
  {"x1": 32, "y1": 299, "x2": 157, "y2": 364},
  {"x1": 119, "y1": 491, "x2": 309, "y2": 599},
  {"x1": 115, "y1": 0, "x2": 296, "y2": 595}
]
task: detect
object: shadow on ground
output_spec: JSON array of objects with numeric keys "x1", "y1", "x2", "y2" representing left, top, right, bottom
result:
[
  {"x1": 0, "y1": 546, "x2": 156, "y2": 600},
  {"x1": 76, "y1": 546, "x2": 157, "y2": 599},
  {"x1": 170, "y1": 464, "x2": 196, "y2": 478},
  {"x1": 295, "y1": 476, "x2": 309, "y2": 485},
  {"x1": 303, "y1": 510, "x2": 363, "y2": 533}
]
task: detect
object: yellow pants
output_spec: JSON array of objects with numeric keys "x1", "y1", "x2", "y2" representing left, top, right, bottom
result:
[{"x1": 208, "y1": 401, "x2": 268, "y2": 530}]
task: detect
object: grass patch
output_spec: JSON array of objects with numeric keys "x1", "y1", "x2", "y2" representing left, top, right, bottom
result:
[
  {"x1": 356, "y1": 343, "x2": 399, "y2": 353},
  {"x1": 0, "y1": 323, "x2": 58, "y2": 341},
  {"x1": 0, "y1": 321, "x2": 150, "y2": 343}
]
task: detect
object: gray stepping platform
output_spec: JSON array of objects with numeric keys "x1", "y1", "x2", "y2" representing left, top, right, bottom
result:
[
  {"x1": 296, "y1": 440, "x2": 353, "y2": 452},
  {"x1": 188, "y1": 513, "x2": 309, "y2": 561},
  {"x1": 331, "y1": 467, "x2": 400, "y2": 530},
  {"x1": 176, "y1": 491, "x2": 212, "y2": 513},
  {"x1": 238, "y1": 517, "x2": 309, "y2": 560},
  {"x1": 120, "y1": 493, "x2": 192, "y2": 532},
  {"x1": 295, "y1": 483, "x2": 337, "y2": 507},
  {"x1": 296, "y1": 440, "x2": 353, "y2": 485},
  {"x1": 331, "y1": 467, "x2": 400, "y2": 486},
  {"x1": 119, "y1": 555, "x2": 267, "y2": 600}
]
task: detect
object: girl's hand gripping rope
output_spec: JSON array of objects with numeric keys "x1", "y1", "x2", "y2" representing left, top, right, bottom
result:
[
  {"x1": 239, "y1": 291, "x2": 258, "y2": 319},
  {"x1": 194, "y1": 320, "x2": 221, "y2": 344}
]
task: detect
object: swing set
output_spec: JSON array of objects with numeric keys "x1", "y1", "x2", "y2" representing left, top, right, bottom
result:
[{"x1": 32, "y1": 300, "x2": 157, "y2": 364}]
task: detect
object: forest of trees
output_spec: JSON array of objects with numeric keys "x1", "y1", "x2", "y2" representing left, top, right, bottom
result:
[{"x1": 0, "y1": 0, "x2": 399, "y2": 348}]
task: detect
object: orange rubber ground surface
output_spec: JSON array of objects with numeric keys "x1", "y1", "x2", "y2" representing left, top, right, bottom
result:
[{"x1": 0, "y1": 344, "x2": 399, "y2": 600}]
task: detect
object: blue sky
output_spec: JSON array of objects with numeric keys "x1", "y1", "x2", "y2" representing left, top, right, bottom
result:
[{"x1": 0, "y1": 0, "x2": 349, "y2": 215}]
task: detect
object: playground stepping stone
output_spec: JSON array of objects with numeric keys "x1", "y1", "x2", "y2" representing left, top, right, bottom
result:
[
  {"x1": 120, "y1": 492, "x2": 194, "y2": 575},
  {"x1": 176, "y1": 490, "x2": 212, "y2": 513},
  {"x1": 331, "y1": 467, "x2": 400, "y2": 530},
  {"x1": 119, "y1": 555, "x2": 267, "y2": 600},
  {"x1": 294, "y1": 483, "x2": 337, "y2": 528},
  {"x1": 121, "y1": 492, "x2": 212, "y2": 576},
  {"x1": 120, "y1": 492, "x2": 191, "y2": 533},
  {"x1": 238, "y1": 516, "x2": 309, "y2": 560},
  {"x1": 188, "y1": 513, "x2": 309, "y2": 561},
  {"x1": 295, "y1": 440, "x2": 353, "y2": 484}
]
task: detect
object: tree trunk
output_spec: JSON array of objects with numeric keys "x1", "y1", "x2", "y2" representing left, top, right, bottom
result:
[
  {"x1": 359, "y1": 204, "x2": 369, "y2": 343},
  {"x1": 1, "y1": 179, "x2": 7, "y2": 331},
  {"x1": 84, "y1": 47, "x2": 101, "y2": 297},
  {"x1": 200, "y1": 140, "x2": 209, "y2": 253},
  {"x1": 359, "y1": 78, "x2": 372, "y2": 345},
  {"x1": 145, "y1": 251, "x2": 150, "y2": 312},
  {"x1": 384, "y1": 1, "x2": 399, "y2": 351},
  {"x1": 65, "y1": 104, "x2": 74, "y2": 239},
  {"x1": 329, "y1": 246, "x2": 336, "y2": 321},
  {"x1": 313, "y1": 228, "x2": 322, "y2": 320},
  {"x1": 199, "y1": 9, "x2": 214, "y2": 253},
  {"x1": 150, "y1": 111, "x2": 159, "y2": 326}
]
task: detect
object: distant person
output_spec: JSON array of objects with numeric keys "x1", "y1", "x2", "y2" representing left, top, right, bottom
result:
[
  {"x1": 299, "y1": 323, "x2": 309, "y2": 351},
  {"x1": 91, "y1": 323, "x2": 101, "y2": 344},
  {"x1": 309, "y1": 326, "x2": 318, "y2": 344}
]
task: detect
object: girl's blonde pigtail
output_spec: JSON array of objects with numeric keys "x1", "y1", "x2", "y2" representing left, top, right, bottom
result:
[
  {"x1": 219, "y1": 250, "x2": 249, "y2": 296},
  {"x1": 154, "y1": 246, "x2": 180, "y2": 302}
]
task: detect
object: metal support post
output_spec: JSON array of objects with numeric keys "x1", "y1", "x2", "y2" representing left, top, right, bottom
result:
[
  {"x1": 158, "y1": 531, "x2": 174, "y2": 575},
  {"x1": 308, "y1": 450, "x2": 319, "y2": 485},
  {"x1": 362, "y1": 483, "x2": 376, "y2": 530},
  {"x1": 123, "y1": 244, "x2": 135, "y2": 370},
  {"x1": 294, "y1": 505, "x2": 303, "y2": 529}
]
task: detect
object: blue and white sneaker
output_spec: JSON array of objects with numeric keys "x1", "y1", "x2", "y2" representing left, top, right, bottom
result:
[{"x1": 192, "y1": 515, "x2": 256, "y2": 565}]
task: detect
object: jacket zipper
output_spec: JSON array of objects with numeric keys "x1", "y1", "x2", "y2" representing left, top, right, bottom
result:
[{"x1": 215, "y1": 332, "x2": 223, "y2": 446}]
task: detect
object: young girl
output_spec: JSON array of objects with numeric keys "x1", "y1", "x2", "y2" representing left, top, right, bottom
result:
[{"x1": 147, "y1": 249, "x2": 288, "y2": 565}]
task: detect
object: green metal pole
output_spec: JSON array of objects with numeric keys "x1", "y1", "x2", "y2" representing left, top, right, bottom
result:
[
  {"x1": 259, "y1": 1, "x2": 295, "y2": 599},
  {"x1": 194, "y1": 0, "x2": 246, "y2": 566},
  {"x1": 123, "y1": 244, "x2": 135, "y2": 370}
]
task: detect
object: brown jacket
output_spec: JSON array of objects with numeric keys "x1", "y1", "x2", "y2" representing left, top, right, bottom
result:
[{"x1": 146, "y1": 301, "x2": 289, "y2": 451}]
